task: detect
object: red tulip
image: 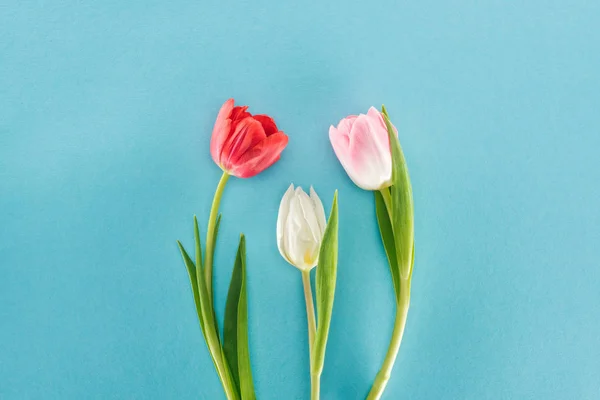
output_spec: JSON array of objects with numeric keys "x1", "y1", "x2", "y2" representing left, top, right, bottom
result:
[{"x1": 210, "y1": 99, "x2": 289, "y2": 178}]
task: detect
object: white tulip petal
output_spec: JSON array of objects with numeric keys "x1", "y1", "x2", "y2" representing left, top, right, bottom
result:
[
  {"x1": 296, "y1": 188, "x2": 321, "y2": 244},
  {"x1": 277, "y1": 184, "x2": 295, "y2": 265},
  {"x1": 276, "y1": 184, "x2": 327, "y2": 271},
  {"x1": 309, "y1": 186, "x2": 327, "y2": 238}
]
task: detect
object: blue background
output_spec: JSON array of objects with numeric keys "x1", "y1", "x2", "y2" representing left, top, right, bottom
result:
[{"x1": 1, "y1": 1, "x2": 599, "y2": 399}]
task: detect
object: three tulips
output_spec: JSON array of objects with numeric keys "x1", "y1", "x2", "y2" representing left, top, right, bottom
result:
[{"x1": 178, "y1": 98, "x2": 414, "y2": 400}]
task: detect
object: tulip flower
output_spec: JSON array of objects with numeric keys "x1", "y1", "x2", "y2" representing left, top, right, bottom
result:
[
  {"x1": 177, "y1": 98, "x2": 289, "y2": 400},
  {"x1": 329, "y1": 107, "x2": 397, "y2": 190},
  {"x1": 277, "y1": 184, "x2": 339, "y2": 400},
  {"x1": 211, "y1": 98, "x2": 289, "y2": 178},
  {"x1": 331, "y1": 106, "x2": 415, "y2": 400},
  {"x1": 277, "y1": 184, "x2": 327, "y2": 271}
]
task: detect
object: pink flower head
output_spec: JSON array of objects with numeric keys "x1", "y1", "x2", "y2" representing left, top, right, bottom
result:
[
  {"x1": 210, "y1": 99, "x2": 289, "y2": 178},
  {"x1": 329, "y1": 107, "x2": 397, "y2": 190}
]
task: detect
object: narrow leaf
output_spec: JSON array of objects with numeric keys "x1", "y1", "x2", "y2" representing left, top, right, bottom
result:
[
  {"x1": 178, "y1": 242, "x2": 222, "y2": 371},
  {"x1": 179, "y1": 239, "x2": 239, "y2": 399},
  {"x1": 224, "y1": 236, "x2": 244, "y2": 392},
  {"x1": 312, "y1": 191, "x2": 339, "y2": 376},
  {"x1": 210, "y1": 213, "x2": 223, "y2": 342},
  {"x1": 382, "y1": 105, "x2": 414, "y2": 280},
  {"x1": 236, "y1": 236, "x2": 256, "y2": 399},
  {"x1": 194, "y1": 215, "x2": 203, "y2": 273},
  {"x1": 177, "y1": 240, "x2": 205, "y2": 335},
  {"x1": 374, "y1": 190, "x2": 400, "y2": 301}
]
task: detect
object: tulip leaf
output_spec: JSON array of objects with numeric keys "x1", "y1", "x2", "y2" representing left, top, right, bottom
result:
[
  {"x1": 382, "y1": 105, "x2": 414, "y2": 280},
  {"x1": 224, "y1": 235, "x2": 255, "y2": 399},
  {"x1": 177, "y1": 241, "x2": 221, "y2": 375},
  {"x1": 374, "y1": 190, "x2": 400, "y2": 302},
  {"x1": 312, "y1": 191, "x2": 339, "y2": 377},
  {"x1": 194, "y1": 216, "x2": 203, "y2": 273},
  {"x1": 178, "y1": 239, "x2": 205, "y2": 335},
  {"x1": 210, "y1": 213, "x2": 223, "y2": 344},
  {"x1": 223, "y1": 238, "x2": 243, "y2": 392}
]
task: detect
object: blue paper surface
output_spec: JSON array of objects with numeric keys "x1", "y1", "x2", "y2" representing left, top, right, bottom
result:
[{"x1": 1, "y1": 1, "x2": 599, "y2": 399}]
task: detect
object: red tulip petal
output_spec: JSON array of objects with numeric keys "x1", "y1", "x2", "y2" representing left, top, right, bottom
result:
[
  {"x1": 231, "y1": 131, "x2": 288, "y2": 178},
  {"x1": 210, "y1": 99, "x2": 235, "y2": 165},
  {"x1": 221, "y1": 117, "x2": 266, "y2": 171},
  {"x1": 252, "y1": 114, "x2": 279, "y2": 136},
  {"x1": 230, "y1": 105, "x2": 251, "y2": 124}
]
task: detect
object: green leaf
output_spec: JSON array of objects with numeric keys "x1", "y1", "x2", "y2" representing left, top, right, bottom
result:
[
  {"x1": 177, "y1": 241, "x2": 222, "y2": 374},
  {"x1": 193, "y1": 215, "x2": 203, "y2": 273},
  {"x1": 311, "y1": 191, "x2": 339, "y2": 377},
  {"x1": 211, "y1": 213, "x2": 223, "y2": 343},
  {"x1": 177, "y1": 240, "x2": 205, "y2": 335},
  {"x1": 236, "y1": 236, "x2": 255, "y2": 400},
  {"x1": 223, "y1": 238, "x2": 243, "y2": 392},
  {"x1": 224, "y1": 235, "x2": 255, "y2": 399},
  {"x1": 374, "y1": 190, "x2": 400, "y2": 301},
  {"x1": 382, "y1": 105, "x2": 415, "y2": 280}
]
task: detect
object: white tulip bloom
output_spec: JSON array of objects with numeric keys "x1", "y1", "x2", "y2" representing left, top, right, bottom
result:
[{"x1": 277, "y1": 184, "x2": 327, "y2": 271}]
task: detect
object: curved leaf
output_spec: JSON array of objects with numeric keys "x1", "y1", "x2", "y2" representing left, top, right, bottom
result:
[
  {"x1": 374, "y1": 190, "x2": 400, "y2": 302},
  {"x1": 311, "y1": 191, "x2": 339, "y2": 376},
  {"x1": 224, "y1": 235, "x2": 255, "y2": 399},
  {"x1": 382, "y1": 106, "x2": 414, "y2": 280}
]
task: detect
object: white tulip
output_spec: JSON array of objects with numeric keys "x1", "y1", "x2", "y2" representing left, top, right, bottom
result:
[{"x1": 277, "y1": 184, "x2": 327, "y2": 271}]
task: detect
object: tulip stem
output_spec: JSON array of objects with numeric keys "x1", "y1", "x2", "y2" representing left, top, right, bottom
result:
[
  {"x1": 366, "y1": 278, "x2": 411, "y2": 400},
  {"x1": 301, "y1": 270, "x2": 319, "y2": 400},
  {"x1": 205, "y1": 171, "x2": 230, "y2": 303}
]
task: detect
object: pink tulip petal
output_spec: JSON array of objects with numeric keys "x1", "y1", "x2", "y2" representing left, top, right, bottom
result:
[
  {"x1": 329, "y1": 125, "x2": 356, "y2": 179},
  {"x1": 348, "y1": 115, "x2": 392, "y2": 190},
  {"x1": 336, "y1": 115, "x2": 358, "y2": 138}
]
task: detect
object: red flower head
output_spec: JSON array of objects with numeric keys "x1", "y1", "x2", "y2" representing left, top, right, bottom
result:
[{"x1": 210, "y1": 99, "x2": 289, "y2": 178}]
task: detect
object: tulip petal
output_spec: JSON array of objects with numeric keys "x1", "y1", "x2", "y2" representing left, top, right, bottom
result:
[
  {"x1": 285, "y1": 195, "x2": 305, "y2": 267},
  {"x1": 329, "y1": 125, "x2": 355, "y2": 176},
  {"x1": 222, "y1": 117, "x2": 266, "y2": 169},
  {"x1": 296, "y1": 187, "x2": 320, "y2": 249},
  {"x1": 210, "y1": 98, "x2": 234, "y2": 165},
  {"x1": 348, "y1": 115, "x2": 392, "y2": 190},
  {"x1": 336, "y1": 115, "x2": 358, "y2": 137},
  {"x1": 232, "y1": 132, "x2": 289, "y2": 178},
  {"x1": 252, "y1": 114, "x2": 278, "y2": 136},
  {"x1": 277, "y1": 184, "x2": 295, "y2": 265},
  {"x1": 366, "y1": 106, "x2": 392, "y2": 150},
  {"x1": 230, "y1": 105, "x2": 251, "y2": 124},
  {"x1": 310, "y1": 186, "x2": 327, "y2": 236}
]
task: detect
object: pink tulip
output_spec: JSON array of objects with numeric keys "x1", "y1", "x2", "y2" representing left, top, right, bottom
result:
[{"x1": 329, "y1": 107, "x2": 397, "y2": 190}]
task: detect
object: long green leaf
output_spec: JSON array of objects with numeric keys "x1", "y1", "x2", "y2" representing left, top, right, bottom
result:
[
  {"x1": 374, "y1": 190, "x2": 400, "y2": 302},
  {"x1": 192, "y1": 217, "x2": 206, "y2": 335},
  {"x1": 236, "y1": 236, "x2": 255, "y2": 399},
  {"x1": 177, "y1": 240, "x2": 205, "y2": 335},
  {"x1": 211, "y1": 214, "x2": 223, "y2": 344},
  {"x1": 311, "y1": 191, "x2": 339, "y2": 376},
  {"x1": 178, "y1": 241, "x2": 238, "y2": 398},
  {"x1": 224, "y1": 236, "x2": 244, "y2": 392},
  {"x1": 382, "y1": 105, "x2": 414, "y2": 280},
  {"x1": 224, "y1": 235, "x2": 256, "y2": 399},
  {"x1": 194, "y1": 216, "x2": 203, "y2": 272}
]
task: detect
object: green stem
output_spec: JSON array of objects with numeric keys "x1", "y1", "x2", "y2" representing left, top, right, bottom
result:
[
  {"x1": 205, "y1": 171, "x2": 230, "y2": 302},
  {"x1": 311, "y1": 373, "x2": 321, "y2": 400},
  {"x1": 302, "y1": 270, "x2": 319, "y2": 400},
  {"x1": 366, "y1": 279, "x2": 411, "y2": 400}
]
